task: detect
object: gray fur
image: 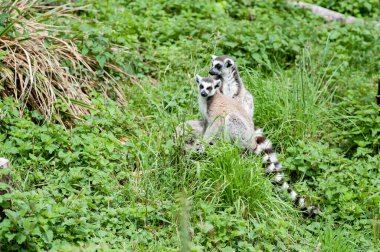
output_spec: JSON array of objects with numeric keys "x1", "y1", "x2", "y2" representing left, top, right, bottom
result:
[
  {"x1": 209, "y1": 55, "x2": 254, "y2": 118},
  {"x1": 196, "y1": 75, "x2": 256, "y2": 151}
]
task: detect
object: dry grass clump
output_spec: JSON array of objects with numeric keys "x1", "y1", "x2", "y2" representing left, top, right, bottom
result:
[{"x1": 0, "y1": 0, "x2": 133, "y2": 123}]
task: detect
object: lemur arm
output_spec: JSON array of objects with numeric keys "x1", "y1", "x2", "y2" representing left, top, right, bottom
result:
[{"x1": 244, "y1": 93, "x2": 254, "y2": 119}]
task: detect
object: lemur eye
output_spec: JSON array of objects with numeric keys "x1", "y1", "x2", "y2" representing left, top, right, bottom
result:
[
  {"x1": 207, "y1": 87, "x2": 212, "y2": 91},
  {"x1": 199, "y1": 84, "x2": 204, "y2": 89},
  {"x1": 215, "y1": 64, "x2": 222, "y2": 69}
]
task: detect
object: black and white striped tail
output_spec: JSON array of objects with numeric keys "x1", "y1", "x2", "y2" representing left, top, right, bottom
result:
[{"x1": 253, "y1": 128, "x2": 320, "y2": 218}]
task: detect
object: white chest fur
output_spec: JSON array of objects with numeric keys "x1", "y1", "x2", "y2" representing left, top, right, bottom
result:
[
  {"x1": 198, "y1": 95, "x2": 208, "y2": 119},
  {"x1": 222, "y1": 74, "x2": 239, "y2": 97}
]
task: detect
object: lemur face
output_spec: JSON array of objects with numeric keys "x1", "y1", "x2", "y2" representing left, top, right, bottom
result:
[
  {"x1": 209, "y1": 55, "x2": 235, "y2": 76},
  {"x1": 195, "y1": 75, "x2": 221, "y2": 98}
]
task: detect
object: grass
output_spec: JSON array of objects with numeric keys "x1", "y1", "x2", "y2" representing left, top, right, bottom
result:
[
  {"x1": 1, "y1": 71, "x2": 377, "y2": 250},
  {"x1": 318, "y1": 227, "x2": 357, "y2": 252},
  {"x1": 0, "y1": 0, "x2": 379, "y2": 251},
  {"x1": 0, "y1": 0, "x2": 130, "y2": 124},
  {"x1": 244, "y1": 48, "x2": 338, "y2": 148}
]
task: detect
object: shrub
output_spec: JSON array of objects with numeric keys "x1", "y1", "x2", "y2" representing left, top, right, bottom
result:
[{"x1": 0, "y1": 0, "x2": 130, "y2": 124}]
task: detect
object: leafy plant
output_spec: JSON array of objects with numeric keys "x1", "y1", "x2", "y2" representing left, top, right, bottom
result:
[
  {"x1": 0, "y1": 0, "x2": 379, "y2": 251},
  {"x1": 332, "y1": 89, "x2": 380, "y2": 156}
]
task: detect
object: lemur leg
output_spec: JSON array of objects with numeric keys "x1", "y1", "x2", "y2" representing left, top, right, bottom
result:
[
  {"x1": 192, "y1": 118, "x2": 223, "y2": 154},
  {"x1": 202, "y1": 118, "x2": 224, "y2": 144},
  {"x1": 175, "y1": 119, "x2": 206, "y2": 153},
  {"x1": 225, "y1": 113, "x2": 257, "y2": 150}
]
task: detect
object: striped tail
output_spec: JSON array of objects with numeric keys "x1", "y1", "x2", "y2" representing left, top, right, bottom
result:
[{"x1": 253, "y1": 128, "x2": 320, "y2": 218}]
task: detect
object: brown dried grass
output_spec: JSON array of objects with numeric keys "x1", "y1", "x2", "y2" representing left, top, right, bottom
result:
[{"x1": 0, "y1": 0, "x2": 135, "y2": 124}]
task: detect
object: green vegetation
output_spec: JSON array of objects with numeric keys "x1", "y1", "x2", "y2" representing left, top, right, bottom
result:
[
  {"x1": 0, "y1": 0, "x2": 127, "y2": 123},
  {"x1": 307, "y1": 0, "x2": 379, "y2": 18},
  {"x1": 0, "y1": 0, "x2": 379, "y2": 251}
]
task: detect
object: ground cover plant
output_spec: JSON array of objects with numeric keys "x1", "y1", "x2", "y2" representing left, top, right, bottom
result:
[{"x1": 0, "y1": 0, "x2": 379, "y2": 251}]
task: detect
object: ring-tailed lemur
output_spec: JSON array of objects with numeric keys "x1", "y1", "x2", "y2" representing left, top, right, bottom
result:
[
  {"x1": 196, "y1": 75, "x2": 319, "y2": 217},
  {"x1": 196, "y1": 75, "x2": 257, "y2": 150},
  {"x1": 175, "y1": 55, "x2": 255, "y2": 153},
  {"x1": 209, "y1": 55, "x2": 254, "y2": 119}
]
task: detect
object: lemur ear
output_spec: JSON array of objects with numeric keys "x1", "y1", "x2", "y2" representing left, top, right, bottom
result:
[
  {"x1": 211, "y1": 55, "x2": 217, "y2": 60},
  {"x1": 214, "y1": 80, "x2": 221, "y2": 88},
  {"x1": 195, "y1": 74, "x2": 201, "y2": 84},
  {"x1": 225, "y1": 59, "x2": 234, "y2": 68}
]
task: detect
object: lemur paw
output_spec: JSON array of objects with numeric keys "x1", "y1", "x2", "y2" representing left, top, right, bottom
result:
[
  {"x1": 303, "y1": 206, "x2": 320, "y2": 219},
  {"x1": 196, "y1": 143, "x2": 205, "y2": 154}
]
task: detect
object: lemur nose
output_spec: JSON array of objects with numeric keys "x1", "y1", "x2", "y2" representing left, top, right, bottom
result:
[
  {"x1": 209, "y1": 69, "x2": 215, "y2": 75},
  {"x1": 201, "y1": 91, "x2": 207, "y2": 97}
]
